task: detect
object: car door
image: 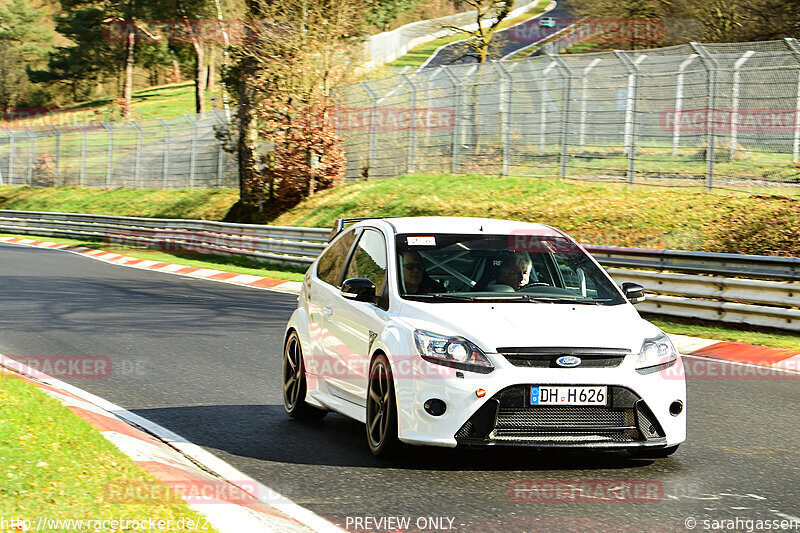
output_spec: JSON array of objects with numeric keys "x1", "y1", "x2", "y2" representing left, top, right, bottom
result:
[
  {"x1": 307, "y1": 228, "x2": 358, "y2": 386},
  {"x1": 323, "y1": 228, "x2": 390, "y2": 406}
]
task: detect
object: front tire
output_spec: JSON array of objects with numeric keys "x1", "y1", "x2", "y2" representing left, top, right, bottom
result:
[
  {"x1": 365, "y1": 354, "x2": 400, "y2": 457},
  {"x1": 283, "y1": 331, "x2": 326, "y2": 420}
]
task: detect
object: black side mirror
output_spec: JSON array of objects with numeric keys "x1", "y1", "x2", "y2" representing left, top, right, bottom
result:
[
  {"x1": 341, "y1": 278, "x2": 377, "y2": 303},
  {"x1": 621, "y1": 282, "x2": 646, "y2": 303}
]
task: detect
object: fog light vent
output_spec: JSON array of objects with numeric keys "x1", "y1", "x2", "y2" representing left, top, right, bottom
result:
[{"x1": 424, "y1": 399, "x2": 447, "y2": 416}]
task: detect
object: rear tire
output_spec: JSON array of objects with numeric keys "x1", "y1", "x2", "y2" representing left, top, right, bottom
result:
[
  {"x1": 365, "y1": 354, "x2": 401, "y2": 457},
  {"x1": 283, "y1": 331, "x2": 326, "y2": 420},
  {"x1": 629, "y1": 444, "x2": 679, "y2": 459}
]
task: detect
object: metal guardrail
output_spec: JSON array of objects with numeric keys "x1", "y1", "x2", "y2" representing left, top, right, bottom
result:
[{"x1": 1, "y1": 210, "x2": 797, "y2": 332}]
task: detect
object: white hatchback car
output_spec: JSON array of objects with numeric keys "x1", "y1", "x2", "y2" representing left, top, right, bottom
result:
[{"x1": 283, "y1": 217, "x2": 686, "y2": 457}]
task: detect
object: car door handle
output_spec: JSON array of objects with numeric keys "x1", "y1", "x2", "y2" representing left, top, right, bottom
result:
[{"x1": 324, "y1": 305, "x2": 333, "y2": 316}]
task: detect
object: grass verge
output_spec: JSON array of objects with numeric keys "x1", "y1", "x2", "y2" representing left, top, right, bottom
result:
[
  {"x1": 0, "y1": 233, "x2": 309, "y2": 282},
  {"x1": 0, "y1": 372, "x2": 218, "y2": 531},
  {"x1": 646, "y1": 315, "x2": 800, "y2": 351}
]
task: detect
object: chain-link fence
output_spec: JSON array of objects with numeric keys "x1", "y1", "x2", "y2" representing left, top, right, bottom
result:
[
  {"x1": 335, "y1": 39, "x2": 800, "y2": 191},
  {"x1": 0, "y1": 111, "x2": 238, "y2": 189}
]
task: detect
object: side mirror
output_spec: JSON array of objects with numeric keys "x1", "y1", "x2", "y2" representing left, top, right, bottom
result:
[
  {"x1": 341, "y1": 278, "x2": 377, "y2": 303},
  {"x1": 621, "y1": 282, "x2": 646, "y2": 303}
]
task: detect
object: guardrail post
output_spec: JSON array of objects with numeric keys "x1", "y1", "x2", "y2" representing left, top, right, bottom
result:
[
  {"x1": 48, "y1": 124, "x2": 60, "y2": 186},
  {"x1": 785, "y1": 38, "x2": 800, "y2": 164},
  {"x1": 550, "y1": 55, "x2": 572, "y2": 180},
  {"x1": 441, "y1": 67, "x2": 462, "y2": 174},
  {"x1": 5, "y1": 127, "x2": 14, "y2": 184},
  {"x1": 579, "y1": 58, "x2": 601, "y2": 154},
  {"x1": 157, "y1": 118, "x2": 170, "y2": 189},
  {"x1": 24, "y1": 127, "x2": 34, "y2": 187},
  {"x1": 495, "y1": 62, "x2": 513, "y2": 176},
  {"x1": 399, "y1": 73, "x2": 417, "y2": 174},
  {"x1": 672, "y1": 54, "x2": 698, "y2": 156},
  {"x1": 130, "y1": 120, "x2": 143, "y2": 188},
  {"x1": 691, "y1": 42, "x2": 718, "y2": 192},
  {"x1": 77, "y1": 123, "x2": 87, "y2": 187},
  {"x1": 615, "y1": 51, "x2": 646, "y2": 185},
  {"x1": 731, "y1": 50, "x2": 755, "y2": 160},
  {"x1": 101, "y1": 121, "x2": 114, "y2": 188},
  {"x1": 359, "y1": 81, "x2": 378, "y2": 178},
  {"x1": 184, "y1": 114, "x2": 198, "y2": 188}
]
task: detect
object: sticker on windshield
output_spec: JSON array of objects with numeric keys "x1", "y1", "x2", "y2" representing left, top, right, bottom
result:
[{"x1": 407, "y1": 236, "x2": 436, "y2": 246}]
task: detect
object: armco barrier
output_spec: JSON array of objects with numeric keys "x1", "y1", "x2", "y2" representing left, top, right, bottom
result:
[{"x1": 1, "y1": 210, "x2": 797, "y2": 331}]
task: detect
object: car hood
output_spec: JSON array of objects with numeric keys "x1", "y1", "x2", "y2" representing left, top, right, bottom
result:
[{"x1": 394, "y1": 301, "x2": 659, "y2": 353}]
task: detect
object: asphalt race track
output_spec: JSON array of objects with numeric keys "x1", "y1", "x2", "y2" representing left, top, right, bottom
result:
[{"x1": 1, "y1": 242, "x2": 798, "y2": 532}]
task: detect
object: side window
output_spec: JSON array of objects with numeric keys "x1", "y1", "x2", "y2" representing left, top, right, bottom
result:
[
  {"x1": 344, "y1": 229, "x2": 388, "y2": 292},
  {"x1": 317, "y1": 230, "x2": 356, "y2": 287}
]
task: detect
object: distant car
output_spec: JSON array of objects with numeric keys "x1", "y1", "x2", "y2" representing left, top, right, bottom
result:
[
  {"x1": 283, "y1": 217, "x2": 686, "y2": 458},
  {"x1": 539, "y1": 16, "x2": 556, "y2": 28}
]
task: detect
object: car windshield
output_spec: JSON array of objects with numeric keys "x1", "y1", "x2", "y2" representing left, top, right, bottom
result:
[{"x1": 396, "y1": 233, "x2": 625, "y2": 305}]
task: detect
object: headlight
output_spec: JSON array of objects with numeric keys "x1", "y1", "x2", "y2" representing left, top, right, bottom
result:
[
  {"x1": 414, "y1": 330, "x2": 494, "y2": 374},
  {"x1": 637, "y1": 332, "x2": 678, "y2": 370}
]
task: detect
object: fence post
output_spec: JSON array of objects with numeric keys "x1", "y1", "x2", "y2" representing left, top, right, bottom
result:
[
  {"x1": 731, "y1": 50, "x2": 755, "y2": 159},
  {"x1": 76, "y1": 123, "x2": 87, "y2": 187},
  {"x1": 673, "y1": 54, "x2": 698, "y2": 156},
  {"x1": 495, "y1": 62, "x2": 513, "y2": 176},
  {"x1": 48, "y1": 125, "x2": 60, "y2": 186},
  {"x1": 540, "y1": 61, "x2": 558, "y2": 154},
  {"x1": 211, "y1": 110, "x2": 226, "y2": 187},
  {"x1": 550, "y1": 55, "x2": 572, "y2": 180},
  {"x1": 5, "y1": 127, "x2": 14, "y2": 184},
  {"x1": 157, "y1": 118, "x2": 170, "y2": 189},
  {"x1": 441, "y1": 67, "x2": 462, "y2": 174},
  {"x1": 359, "y1": 81, "x2": 378, "y2": 178},
  {"x1": 102, "y1": 121, "x2": 113, "y2": 188},
  {"x1": 130, "y1": 120, "x2": 143, "y2": 188},
  {"x1": 691, "y1": 42, "x2": 718, "y2": 192},
  {"x1": 24, "y1": 127, "x2": 34, "y2": 187},
  {"x1": 785, "y1": 38, "x2": 800, "y2": 164},
  {"x1": 579, "y1": 58, "x2": 602, "y2": 154},
  {"x1": 184, "y1": 114, "x2": 198, "y2": 189},
  {"x1": 399, "y1": 73, "x2": 417, "y2": 175},
  {"x1": 615, "y1": 51, "x2": 646, "y2": 185}
]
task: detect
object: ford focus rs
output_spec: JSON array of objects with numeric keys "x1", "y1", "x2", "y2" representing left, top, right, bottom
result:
[{"x1": 283, "y1": 217, "x2": 686, "y2": 457}]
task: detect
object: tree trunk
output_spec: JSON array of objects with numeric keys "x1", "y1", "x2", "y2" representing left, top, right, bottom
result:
[
  {"x1": 171, "y1": 59, "x2": 181, "y2": 83},
  {"x1": 237, "y1": 54, "x2": 259, "y2": 204},
  {"x1": 122, "y1": 29, "x2": 135, "y2": 119},
  {"x1": 206, "y1": 46, "x2": 216, "y2": 91},
  {"x1": 193, "y1": 43, "x2": 206, "y2": 114}
]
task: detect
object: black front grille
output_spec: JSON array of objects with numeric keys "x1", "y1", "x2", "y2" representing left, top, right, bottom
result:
[
  {"x1": 455, "y1": 385, "x2": 665, "y2": 446},
  {"x1": 497, "y1": 347, "x2": 629, "y2": 368}
]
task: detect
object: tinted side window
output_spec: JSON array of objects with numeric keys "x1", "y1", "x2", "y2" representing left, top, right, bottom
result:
[
  {"x1": 317, "y1": 230, "x2": 356, "y2": 287},
  {"x1": 344, "y1": 229, "x2": 387, "y2": 291}
]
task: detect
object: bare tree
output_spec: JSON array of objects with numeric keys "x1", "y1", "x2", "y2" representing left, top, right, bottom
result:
[{"x1": 440, "y1": 0, "x2": 513, "y2": 63}]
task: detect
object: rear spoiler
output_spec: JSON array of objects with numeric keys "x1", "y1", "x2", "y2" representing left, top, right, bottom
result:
[{"x1": 329, "y1": 217, "x2": 392, "y2": 242}]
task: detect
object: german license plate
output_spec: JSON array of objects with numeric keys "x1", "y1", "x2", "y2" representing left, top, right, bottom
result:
[{"x1": 530, "y1": 386, "x2": 607, "y2": 406}]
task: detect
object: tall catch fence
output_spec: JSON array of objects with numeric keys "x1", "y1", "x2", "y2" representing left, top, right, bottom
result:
[
  {"x1": 0, "y1": 111, "x2": 238, "y2": 189},
  {"x1": 334, "y1": 39, "x2": 800, "y2": 190}
]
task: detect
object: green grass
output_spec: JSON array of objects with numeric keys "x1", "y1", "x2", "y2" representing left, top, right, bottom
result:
[
  {"x1": 0, "y1": 372, "x2": 218, "y2": 531},
  {"x1": 648, "y1": 316, "x2": 800, "y2": 351},
  {"x1": 0, "y1": 233, "x2": 309, "y2": 282},
  {"x1": 388, "y1": 0, "x2": 550, "y2": 68},
  {"x1": 0, "y1": 186, "x2": 238, "y2": 220}
]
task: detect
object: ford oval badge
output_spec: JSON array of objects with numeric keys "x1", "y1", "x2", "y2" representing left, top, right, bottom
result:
[{"x1": 556, "y1": 356, "x2": 581, "y2": 368}]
